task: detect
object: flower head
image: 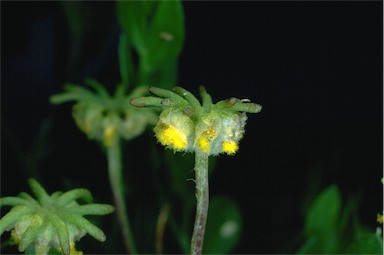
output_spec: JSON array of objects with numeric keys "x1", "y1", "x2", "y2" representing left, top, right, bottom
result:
[
  {"x1": 130, "y1": 86, "x2": 262, "y2": 156},
  {"x1": 0, "y1": 179, "x2": 114, "y2": 255},
  {"x1": 50, "y1": 79, "x2": 158, "y2": 147}
]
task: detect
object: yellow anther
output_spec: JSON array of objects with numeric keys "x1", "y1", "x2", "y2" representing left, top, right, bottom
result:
[
  {"x1": 103, "y1": 125, "x2": 118, "y2": 147},
  {"x1": 197, "y1": 137, "x2": 211, "y2": 153},
  {"x1": 205, "y1": 128, "x2": 216, "y2": 139},
  {"x1": 222, "y1": 141, "x2": 238, "y2": 155},
  {"x1": 70, "y1": 242, "x2": 83, "y2": 255},
  {"x1": 155, "y1": 123, "x2": 188, "y2": 151}
]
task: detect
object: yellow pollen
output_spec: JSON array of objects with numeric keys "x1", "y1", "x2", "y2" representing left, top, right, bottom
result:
[
  {"x1": 70, "y1": 242, "x2": 83, "y2": 255},
  {"x1": 103, "y1": 125, "x2": 118, "y2": 147},
  {"x1": 222, "y1": 141, "x2": 238, "y2": 155},
  {"x1": 156, "y1": 123, "x2": 188, "y2": 150},
  {"x1": 197, "y1": 137, "x2": 210, "y2": 153},
  {"x1": 205, "y1": 128, "x2": 216, "y2": 139}
]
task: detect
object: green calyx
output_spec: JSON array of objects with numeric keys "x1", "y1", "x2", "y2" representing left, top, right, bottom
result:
[
  {"x1": 131, "y1": 86, "x2": 262, "y2": 117},
  {"x1": 0, "y1": 179, "x2": 114, "y2": 255},
  {"x1": 50, "y1": 79, "x2": 158, "y2": 147}
]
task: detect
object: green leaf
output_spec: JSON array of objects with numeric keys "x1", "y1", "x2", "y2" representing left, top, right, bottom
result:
[
  {"x1": 305, "y1": 185, "x2": 341, "y2": 237},
  {"x1": 345, "y1": 231, "x2": 383, "y2": 254},
  {"x1": 117, "y1": 1, "x2": 148, "y2": 55},
  {"x1": 145, "y1": 0, "x2": 185, "y2": 72},
  {"x1": 0, "y1": 206, "x2": 33, "y2": 235},
  {"x1": 203, "y1": 196, "x2": 242, "y2": 254},
  {"x1": 118, "y1": 33, "x2": 134, "y2": 89}
]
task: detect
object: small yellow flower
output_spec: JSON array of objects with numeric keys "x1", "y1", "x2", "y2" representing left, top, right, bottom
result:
[
  {"x1": 155, "y1": 122, "x2": 188, "y2": 151},
  {"x1": 222, "y1": 140, "x2": 239, "y2": 155}
]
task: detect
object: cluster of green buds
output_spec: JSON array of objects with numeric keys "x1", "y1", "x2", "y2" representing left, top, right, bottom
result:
[
  {"x1": 50, "y1": 79, "x2": 158, "y2": 147},
  {"x1": 130, "y1": 86, "x2": 262, "y2": 156},
  {"x1": 0, "y1": 179, "x2": 114, "y2": 255}
]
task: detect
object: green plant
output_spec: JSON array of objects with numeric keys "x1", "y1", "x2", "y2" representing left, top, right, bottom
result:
[
  {"x1": 130, "y1": 86, "x2": 262, "y2": 254},
  {"x1": 0, "y1": 179, "x2": 113, "y2": 255},
  {"x1": 297, "y1": 185, "x2": 383, "y2": 254}
]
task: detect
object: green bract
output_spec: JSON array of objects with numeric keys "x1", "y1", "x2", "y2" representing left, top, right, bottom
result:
[
  {"x1": 0, "y1": 179, "x2": 114, "y2": 255},
  {"x1": 50, "y1": 79, "x2": 158, "y2": 147},
  {"x1": 130, "y1": 86, "x2": 262, "y2": 156}
]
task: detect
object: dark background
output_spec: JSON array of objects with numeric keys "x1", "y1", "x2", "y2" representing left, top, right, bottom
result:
[{"x1": 1, "y1": 1, "x2": 383, "y2": 254}]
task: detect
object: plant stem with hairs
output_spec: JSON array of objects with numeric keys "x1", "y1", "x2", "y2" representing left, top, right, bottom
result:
[{"x1": 190, "y1": 151, "x2": 210, "y2": 255}]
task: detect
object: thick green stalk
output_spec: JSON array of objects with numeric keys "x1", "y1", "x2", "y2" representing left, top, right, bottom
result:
[
  {"x1": 107, "y1": 138, "x2": 137, "y2": 254},
  {"x1": 190, "y1": 152, "x2": 209, "y2": 255}
]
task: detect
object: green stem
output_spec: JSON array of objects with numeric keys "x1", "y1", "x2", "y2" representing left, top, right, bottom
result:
[
  {"x1": 190, "y1": 152, "x2": 209, "y2": 255},
  {"x1": 107, "y1": 138, "x2": 137, "y2": 254}
]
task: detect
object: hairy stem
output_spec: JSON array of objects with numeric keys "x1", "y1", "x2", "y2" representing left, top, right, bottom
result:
[
  {"x1": 190, "y1": 151, "x2": 209, "y2": 255},
  {"x1": 107, "y1": 138, "x2": 137, "y2": 254}
]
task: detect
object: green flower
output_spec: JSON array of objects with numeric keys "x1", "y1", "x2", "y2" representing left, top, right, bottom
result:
[
  {"x1": 0, "y1": 179, "x2": 114, "y2": 255},
  {"x1": 130, "y1": 86, "x2": 262, "y2": 156},
  {"x1": 50, "y1": 79, "x2": 158, "y2": 147}
]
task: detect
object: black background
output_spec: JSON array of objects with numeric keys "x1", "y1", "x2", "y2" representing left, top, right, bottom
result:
[{"x1": 1, "y1": 1, "x2": 383, "y2": 254}]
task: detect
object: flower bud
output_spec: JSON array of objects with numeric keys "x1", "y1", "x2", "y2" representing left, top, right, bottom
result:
[
  {"x1": 154, "y1": 109, "x2": 194, "y2": 152},
  {"x1": 131, "y1": 86, "x2": 261, "y2": 156}
]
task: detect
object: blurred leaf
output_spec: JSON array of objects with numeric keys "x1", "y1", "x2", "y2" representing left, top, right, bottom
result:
[
  {"x1": 296, "y1": 236, "x2": 318, "y2": 254},
  {"x1": 118, "y1": 33, "x2": 134, "y2": 90},
  {"x1": 117, "y1": 1, "x2": 148, "y2": 55},
  {"x1": 144, "y1": 0, "x2": 185, "y2": 72},
  {"x1": 116, "y1": 0, "x2": 184, "y2": 88},
  {"x1": 62, "y1": 1, "x2": 89, "y2": 36},
  {"x1": 305, "y1": 185, "x2": 341, "y2": 237},
  {"x1": 146, "y1": 60, "x2": 178, "y2": 90},
  {"x1": 345, "y1": 231, "x2": 383, "y2": 254},
  {"x1": 203, "y1": 196, "x2": 242, "y2": 254},
  {"x1": 296, "y1": 232, "x2": 339, "y2": 254}
]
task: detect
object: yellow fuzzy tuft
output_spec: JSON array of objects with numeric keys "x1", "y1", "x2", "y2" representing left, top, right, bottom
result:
[
  {"x1": 156, "y1": 123, "x2": 188, "y2": 150},
  {"x1": 70, "y1": 242, "x2": 84, "y2": 255},
  {"x1": 197, "y1": 137, "x2": 211, "y2": 153},
  {"x1": 222, "y1": 141, "x2": 238, "y2": 155}
]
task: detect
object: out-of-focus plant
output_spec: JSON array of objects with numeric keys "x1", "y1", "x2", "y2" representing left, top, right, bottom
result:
[
  {"x1": 130, "y1": 86, "x2": 262, "y2": 254},
  {"x1": 117, "y1": 0, "x2": 185, "y2": 88},
  {"x1": 50, "y1": 1, "x2": 185, "y2": 254},
  {"x1": 50, "y1": 81, "x2": 157, "y2": 254},
  {"x1": 0, "y1": 179, "x2": 113, "y2": 255},
  {"x1": 297, "y1": 185, "x2": 383, "y2": 254}
]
